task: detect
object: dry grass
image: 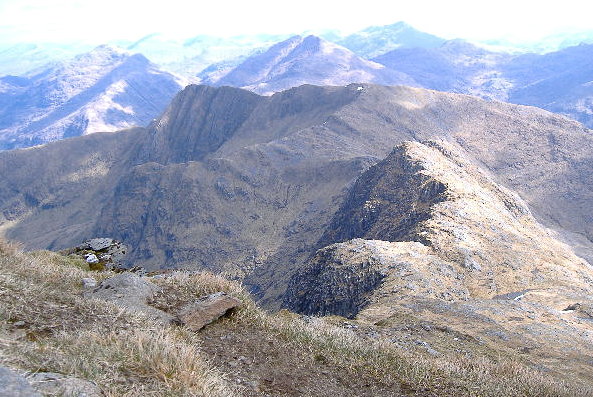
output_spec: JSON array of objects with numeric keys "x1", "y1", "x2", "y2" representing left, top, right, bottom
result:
[
  {"x1": 0, "y1": 242, "x2": 237, "y2": 396},
  {"x1": 149, "y1": 271, "x2": 256, "y2": 316},
  {"x1": 1, "y1": 238, "x2": 591, "y2": 396},
  {"x1": 253, "y1": 311, "x2": 593, "y2": 397}
]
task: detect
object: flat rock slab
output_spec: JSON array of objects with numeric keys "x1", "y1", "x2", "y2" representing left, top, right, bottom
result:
[
  {"x1": 28, "y1": 372, "x2": 102, "y2": 397},
  {"x1": 84, "y1": 238, "x2": 115, "y2": 251},
  {"x1": 0, "y1": 367, "x2": 41, "y2": 397},
  {"x1": 86, "y1": 273, "x2": 172, "y2": 323},
  {"x1": 177, "y1": 292, "x2": 241, "y2": 331}
]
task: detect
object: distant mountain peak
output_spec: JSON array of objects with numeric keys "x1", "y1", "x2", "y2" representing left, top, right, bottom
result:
[
  {"x1": 205, "y1": 34, "x2": 415, "y2": 94},
  {"x1": 361, "y1": 20, "x2": 412, "y2": 34},
  {"x1": 0, "y1": 45, "x2": 183, "y2": 150},
  {"x1": 76, "y1": 44, "x2": 131, "y2": 62},
  {"x1": 336, "y1": 21, "x2": 446, "y2": 58}
]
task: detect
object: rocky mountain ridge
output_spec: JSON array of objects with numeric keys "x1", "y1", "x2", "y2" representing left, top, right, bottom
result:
[
  {"x1": 1, "y1": 83, "x2": 593, "y2": 309},
  {"x1": 287, "y1": 140, "x2": 592, "y2": 313},
  {"x1": 285, "y1": 140, "x2": 593, "y2": 381},
  {"x1": 3, "y1": 24, "x2": 593, "y2": 151}
]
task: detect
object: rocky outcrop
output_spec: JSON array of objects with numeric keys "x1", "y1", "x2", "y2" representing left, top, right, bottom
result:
[
  {"x1": 85, "y1": 273, "x2": 173, "y2": 323},
  {"x1": 287, "y1": 140, "x2": 593, "y2": 316},
  {"x1": 285, "y1": 238, "x2": 468, "y2": 317},
  {"x1": 284, "y1": 240, "x2": 387, "y2": 318},
  {"x1": 317, "y1": 143, "x2": 448, "y2": 248},
  {"x1": 86, "y1": 272, "x2": 241, "y2": 329},
  {"x1": 0, "y1": 367, "x2": 102, "y2": 397},
  {"x1": 61, "y1": 238, "x2": 128, "y2": 271},
  {"x1": 28, "y1": 372, "x2": 102, "y2": 397}
]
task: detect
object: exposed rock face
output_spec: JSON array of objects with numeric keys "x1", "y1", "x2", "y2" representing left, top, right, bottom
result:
[
  {"x1": 176, "y1": 292, "x2": 242, "y2": 331},
  {"x1": 139, "y1": 85, "x2": 262, "y2": 164},
  {"x1": 0, "y1": 45, "x2": 184, "y2": 150},
  {"x1": 317, "y1": 143, "x2": 448, "y2": 248},
  {"x1": 2, "y1": 84, "x2": 593, "y2": 308},
  {"x1": 285, "y1": 238, "x2": 466, "y2": 318},
  {"x1": 285, "y1": 239, "x2": 389, "y2": 318},
  {"x1": 288, "y1": 140, "x2": 593, "y2": 315},
  {"x1": 28, "y1": 372, "x2": 102, "y2": 397}
]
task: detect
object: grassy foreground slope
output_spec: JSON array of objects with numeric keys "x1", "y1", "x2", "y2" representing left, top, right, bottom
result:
[{"x1": 0, "y1": 239, "x2": 591, "y2": 396}]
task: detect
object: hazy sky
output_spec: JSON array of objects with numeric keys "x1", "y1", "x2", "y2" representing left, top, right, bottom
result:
[{"x1": 0, "y1": 0, "x2": 591, "y2": 44}]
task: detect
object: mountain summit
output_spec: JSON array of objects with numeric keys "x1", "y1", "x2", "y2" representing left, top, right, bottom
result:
[
  {"x1": 203, "y1": 35, "x2": 417, "y2": 95},
  {"x1": 336, "y1": 21, "x2": 446, "y2": 58},
  {"x1": 0, "y1": 45, "x2": 185, "y2": 150}
]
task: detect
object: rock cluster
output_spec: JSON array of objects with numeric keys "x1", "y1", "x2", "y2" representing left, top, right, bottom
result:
[{"x1": 61, "y1": 238, "x2": 128, "y2": 271}]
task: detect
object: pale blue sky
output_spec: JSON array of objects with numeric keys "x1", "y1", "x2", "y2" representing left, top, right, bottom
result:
[{"x1": 0, "y1": 0, "x2": 591, "y2": 44}]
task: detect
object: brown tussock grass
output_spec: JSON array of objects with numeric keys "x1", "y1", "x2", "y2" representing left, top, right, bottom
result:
[
  {"x1": 0, "y1": 239, "x2": 237, "y2": 396},
  {"x1": 1, "y1": 236, "x2": 591, "y2": 396}
]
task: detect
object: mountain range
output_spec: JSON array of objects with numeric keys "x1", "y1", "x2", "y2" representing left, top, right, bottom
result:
[
  {"x1": 212, "y1": 35, "x2": 593, "y2": 129},
  {"x1": 3, "y1": 22, "x2": 593, "y2": 151},
  {"x1": 2, "y1": 83, "x2": 593, "y2": 298},
  {"x1": 0, "y1": 45, "x2": 184, "y2": 150}
]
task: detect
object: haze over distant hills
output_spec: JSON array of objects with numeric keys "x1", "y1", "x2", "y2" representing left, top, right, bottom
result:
[
  {"x1": 373, "y1": 40, "x2": 593, "y2": 127},
  {"x1": 332, "y1": 21, "x2": 446, "y2": 58},
  {"x1": 2, "y1": 20, "x2": 593, "y2": 150},
  {"x1": 203, "y1": 35, "x2": 417, "y2": 94},
  {"x1": 0, "y1": 45, "x2": 184, "y2": 150},
  {"x1": 117, "y1": 33, "x2": 290, "y2": 77}
]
